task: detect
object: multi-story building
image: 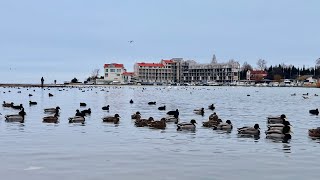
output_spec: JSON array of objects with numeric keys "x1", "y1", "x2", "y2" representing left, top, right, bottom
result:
[
  {"x1": 134, "y1": 55, "x2": 240, "y2": 84},
  {"x1": 134, "y1": 61, "x2": 174, "y2": 84},
  {"x1": 103, "y1": 63, "x2": 136, "y2": 84},
  {"x1": 104, "y1": 63, "x2": 125, "y2": 83},
  {"x1": 183, "y1": 60, "x2": 240, "y2": 83}
]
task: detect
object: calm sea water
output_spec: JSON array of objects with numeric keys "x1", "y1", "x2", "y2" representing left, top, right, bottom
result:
[{"x1": 0, "y1": 86, "x2": 319, "y2": 180}]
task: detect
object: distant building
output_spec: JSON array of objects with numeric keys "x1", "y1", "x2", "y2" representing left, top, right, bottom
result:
[
  {"x1": 134, "y1": 61, "x2": 174, "y2": 84},
  {"x1": 134, "y1": 55, "x2": 240, "y2": 84},
  {"x1": 122, "y1": 72, "x2": 135, "y2": 83},
  {"x1": 247, "y1": 70, "x2": 268, "y2": 81},
  {"x1": 104, "y1": 63, "x2": 125, "y2": 83}
]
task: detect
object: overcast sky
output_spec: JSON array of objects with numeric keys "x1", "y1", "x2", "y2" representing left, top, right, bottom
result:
[{"x1": 0, "y1": 0, "x2": 319, "y2": 83}]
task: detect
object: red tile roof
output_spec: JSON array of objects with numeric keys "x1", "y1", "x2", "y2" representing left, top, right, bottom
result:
[
  {"x1": 104, "y1": 63, "x2": 124, "y2": 68},
  {"x1": 137, "y1": 62, "x2": 164, "y2": 67}
]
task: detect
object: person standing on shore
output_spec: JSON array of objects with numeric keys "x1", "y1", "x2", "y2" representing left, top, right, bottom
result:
[{"x1": 41, "y1": 77, "x2": 44, "y2": 88}]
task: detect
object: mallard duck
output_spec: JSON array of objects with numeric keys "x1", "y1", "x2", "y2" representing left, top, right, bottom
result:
[
  {"x1": 5, "y1": 108, "x2": 26, "y2": 123},
  {"x1": 43, "y1": 113, "x2": 59, "y2": 123},
  {"x1": 102, "y1": 114, "x2": 120, "y2": 124},
  {"x1": 203, "y1": 118, "x2": 222, "y2": 128},
  {"x1": 44, "y1": 106, "x2": 60, "y2": 113},
  {"x1": 164, "y1": 115, "x2": 179, "y2": 123},
  {"x1": 267, "y1": 114, "x2": 286, "y2": 124},
  {"x1": 208, "y1": 104, "x2": 215, "y2": 110},
  {"x1": 2, "y1": 101, "x2": 13, "y2": 107},
  {"x1": 238, "y1": 124, "x2": 260, "y2": 135},
  {"x1": 68, "y1": 116, "x2": 85, "y2": 123},
  {"x1": 48, "y1": 93, "x2": 54, "y2": 97},
  {"x1": 102, "y1": 105, "x2": 109, "y2": 110},
  {"x1": 131, "y1": 112, "x2": 141, "y2": 119},
  {"x1": 148, "y1": 102, "x2": 156, "y2": 105},
  {"x1": 308, "y1": 128, "x2": 320, "y2": 137},
  {"x1": 267, "y1": 120, "x2": 292, "y2": 131},
  {"x1": 194, "y1": 108, "x2": 204, "y2": 116},
  {"x1": 267, "y1": 121, "x2": 292, "y2": 133},
  {"x1": 158, "y1": 105, "x2": 166, "y2": 110},
  {"x1": 5, "y1": 115, "x2": 24, "y2": 123},
  {"x1": 266, "y1": 125, "x2": 292, "y2": 142},
  {"x1": 135, "y1": 117, "x2": 154, "y2": 127},
  {"x1": 309, "y1": 109, "x2": 319, "y2": 115},
  {"x1": 148, "y1": 118, "x2": 166, "y2": 129},
  {"x1": 177, "y1": 119, "x2": 197, "y2": 131},
  {"x1": 213, "y1": 120, "x2": 233, "y2": 130}
]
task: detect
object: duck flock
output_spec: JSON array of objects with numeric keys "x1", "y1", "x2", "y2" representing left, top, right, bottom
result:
[{"x1": 1, "y1": 85, "x2": 320, "y2": 143}]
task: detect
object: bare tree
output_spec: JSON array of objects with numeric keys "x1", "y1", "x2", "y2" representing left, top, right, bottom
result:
[
  {"x1": 241, "y1": 61, "x2": 253, "y2": 71},
  {"x1": 91, "y1": 69, "x2": 100, "y2": 79},
  {"x1": 257, "y1": 59, "x2": 267, "y2": 70}
]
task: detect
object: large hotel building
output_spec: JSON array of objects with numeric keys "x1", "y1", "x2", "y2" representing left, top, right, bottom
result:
[{"x1": 133, "y1": 55, "x2": 240, "y2": 84}]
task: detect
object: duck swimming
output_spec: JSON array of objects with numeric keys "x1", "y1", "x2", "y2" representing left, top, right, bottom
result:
[
  {"x1": 148, "y1": 118, "x2": 166, "y2": 129},
  {"x1": 102, "y1": 105, "x2": 110, "y2": 111},
  {"x1": 44, "y1": 106, "x2": 60, "y2": 113},
  {"x1": 131, "y1": 111, "x2": 141, "y2": 119},
  {"x1": 43, "y1": 112, "x2": 59, "y2": 123},
  {"x1": 238, "y1": 124, "x2": 260, "y2": 135},
  {"x1": 266, "y1": 124, "x2": 292, "y2": 142},
  {"x1": 5, "y1": 108, "x2": 26, "y2": 123},
  {"x1": 267, "y1": 114, "x2": 286, "y2": 124},
  {"x1": 158, "y1": 105, "x2": 166, "y2": 110},
  {"x1": 68, "y1": 116, "x2": 85, "y2": 124},
  {"x1": 194, "y1": 108, "x2": 204, "y2": 116},
  {"x1": 2, "y1": 101, "x2": 13, "y2": 107},
  {"x1": 309, "y1": 109, "x2": 319, "y2": 115},
  {"x1": 177, "y1": 119, "x2": 197, "y2": 131},
  {"x1": 135, "y1": 117, "x2": 154, "y2": 127},
  {"x1": 213, "y1": 120, "x2": 233, "y2": 130},
  {"x1": 208, "y1": 104, "x2": 215, "y2": 110},
  {"x1": 308, "y1": 127, "x2": 320, "y2": 138},
  {"x1": 102, "y1": 114, "x2": 120, "y2": 124}
]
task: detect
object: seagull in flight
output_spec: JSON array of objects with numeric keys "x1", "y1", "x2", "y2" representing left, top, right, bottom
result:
[{"x1": 128, "y1": 40, "x2": 134, "y2": 43}]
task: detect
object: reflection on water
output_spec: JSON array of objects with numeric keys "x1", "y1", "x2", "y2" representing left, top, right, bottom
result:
[{"x1": 0, "y1": 86, "x2": 320, "y2": 179}]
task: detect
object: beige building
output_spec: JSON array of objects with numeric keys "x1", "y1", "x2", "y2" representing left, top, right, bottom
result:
[
  {"x1": 134, "y1": 61, "x2": 174, "y2": 84},
  {"x1": 134, "y1": 55, "x2": 240, "y2": 84}
]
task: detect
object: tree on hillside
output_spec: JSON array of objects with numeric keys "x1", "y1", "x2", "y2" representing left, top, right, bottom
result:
[{"x1": 257, "y1": 59, "x2": 267, "y2": 70}]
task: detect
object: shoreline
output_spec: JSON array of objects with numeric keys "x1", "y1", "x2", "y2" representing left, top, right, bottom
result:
[{"x1": 0, "y1": 83, "x2": 318, "y2": 88}]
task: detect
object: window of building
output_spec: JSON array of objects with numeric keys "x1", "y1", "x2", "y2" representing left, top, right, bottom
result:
[
  {"x1": 105, "y1": 73, "x2": 108, "y2": 77},
  {"x1": 117, "y1": 69, "x2": 121, "y2": 72},
  {"x1": 110, "y1": 69, "x2": 115, "y2": 72},
  {"x1": 117, "y1": 74, "x2": 120, "y2": 76}
]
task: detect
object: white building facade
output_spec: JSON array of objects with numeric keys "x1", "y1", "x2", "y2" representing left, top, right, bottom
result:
[{"x1": 104, "y1": 63, "x2": 125, "y2": 83}]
